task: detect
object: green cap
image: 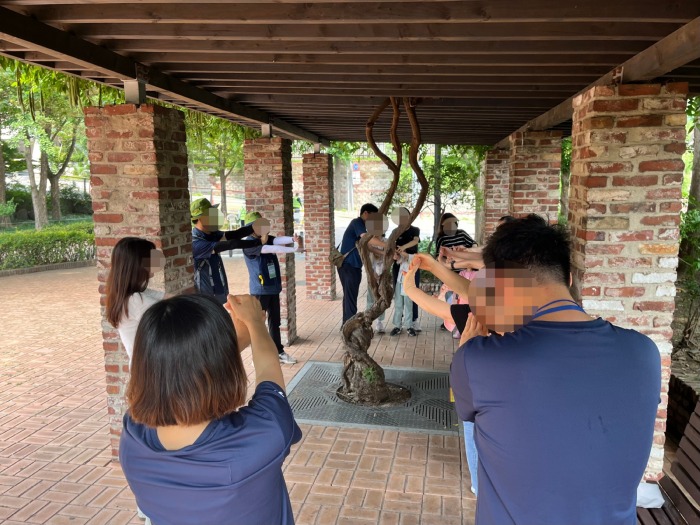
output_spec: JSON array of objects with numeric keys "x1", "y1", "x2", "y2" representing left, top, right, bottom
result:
[
  {"x1": 190, "y1": 198, "x2": 218, "y2": 221},
  {"x1": 244, "y1": 211, "x2": 262, "y2": 224}
]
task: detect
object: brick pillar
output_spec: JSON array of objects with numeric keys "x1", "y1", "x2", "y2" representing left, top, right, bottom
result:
[
  {"x1": 481, "y1": 148, "x2": 510, "y2": 242},
  {"x1": 569, "y1": 82, "x2": 688, "y2": 480},
  {"x1": 244, "y1": 137, "x2": 297, "y2": 345},
  {"x1": 84, "y1": 104, "x2": 193, "y2": 458},
  {"x1": 302, "y1": 153, "x2": 336, "y2": 300},
  {"x1": 509, "y1": 131, "x2": 562, "y2": 219}
]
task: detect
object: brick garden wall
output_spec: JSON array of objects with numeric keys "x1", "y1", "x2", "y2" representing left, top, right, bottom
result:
[
  {"x1": 85, "y1": 104, "x2": 193, "y2": 457},
  {"x1": 481, "y1": 148, "x2": 510, "y2": 242}
]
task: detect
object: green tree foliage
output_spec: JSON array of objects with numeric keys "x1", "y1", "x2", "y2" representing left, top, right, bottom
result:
[
  {"x1": 185, "y1": 111, "x2": 259, "y2": 219},
  {"x1": 0, "y1": 57, "x2": 121, "y2": 229},
  {"x1": 392, "y1": 144, "x2": 488, "y2": 239},
  {"x1": 559, "y1": 136, "x2": 573, "y2": 225}
]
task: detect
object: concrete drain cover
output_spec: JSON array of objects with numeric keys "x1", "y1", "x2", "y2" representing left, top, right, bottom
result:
[{"x1": 285, "y1": 361, "x2": 459, "y2": 435}]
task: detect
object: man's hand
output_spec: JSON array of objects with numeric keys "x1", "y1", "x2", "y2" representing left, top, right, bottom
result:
[{"x1": 459, "y1": 313, "x2": 489, "y2": 346}]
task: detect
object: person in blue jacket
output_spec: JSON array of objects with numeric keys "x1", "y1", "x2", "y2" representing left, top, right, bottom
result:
[
  {"x1": 242, "y1": 211, "x2": 302, "y2": 364},
  {"x1": 190, "y1": 197, "x2": 261, "y2": 304}
]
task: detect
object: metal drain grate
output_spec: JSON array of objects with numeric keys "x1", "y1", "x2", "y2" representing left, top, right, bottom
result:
[{"x1": 286, "y1": 362, "x2": 459, "y2": 435}]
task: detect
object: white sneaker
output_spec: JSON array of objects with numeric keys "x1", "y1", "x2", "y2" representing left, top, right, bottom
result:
[
  {"x1": 411, "y1": 321, "x2": 422, "y2": 332},
  {"x1": 137, "y1": 508, "x2": 147, "y2": 520},
  {"x1": 278, "y1": 352, "x2": 297, "y2": 364},
  {"x1": 376, "y1": 321, "x2": 385, "y2": 334}
]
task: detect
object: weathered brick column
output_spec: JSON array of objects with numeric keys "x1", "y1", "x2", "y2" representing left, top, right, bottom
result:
[
  {"x1": 480, "y1": 148, "x2": 510, "y2": 242},
  {"x1": 244, "y1": 137, "x2": 297, "y2": 345},
  {"x1": 302, "y1": 153, "x2": 336, "y2": 300},
  {"x1": 569, "y1": 82, "x2": 688, "y2": 480},
  {"x1": 84, "y1": 104, "x2": 193, "y2": 458},
  {"x1": 509, "y1": 130, "x2": 562, "y2": 219}
]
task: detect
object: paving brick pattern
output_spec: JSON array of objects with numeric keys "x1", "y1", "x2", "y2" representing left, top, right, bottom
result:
[{"x1": 0, "y1": 258, "x2": 473, "y2": 524}]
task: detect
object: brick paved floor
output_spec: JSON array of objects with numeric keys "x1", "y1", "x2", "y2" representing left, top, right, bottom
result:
[{"x1": 0, "y1": 256, "x2": 474, "y2": 525}]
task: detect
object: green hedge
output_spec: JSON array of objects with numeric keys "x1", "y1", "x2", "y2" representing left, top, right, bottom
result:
[{"x1": 0, "y1": 221, "x2": 95, "y2": 270}]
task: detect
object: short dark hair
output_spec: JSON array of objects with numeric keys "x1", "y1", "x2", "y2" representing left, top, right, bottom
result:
[
  {"x1": 498, "y1": 215, "x2": 515, "y2": 223},
  {"x1": 360, "y1": 203, "x2": 378, "y2": 215},
  {"x1": 482, "y1": 214, "x2": 571, "y2": 285},
  {"x1": 127, "y1": 294, "x2": 247, "y2": 427}
]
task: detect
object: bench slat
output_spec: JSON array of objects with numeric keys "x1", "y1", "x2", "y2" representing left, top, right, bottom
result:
[
  {"x1": 675, "y1": 451, "x2": 700, "y2": 505},
  {"x1": 683, "y1": 412, "x2": 700, "y2": 447},
  {"x1": 679, "y1": 434, "x2": 700, "y2": 476},
  {"x1": 650, "y1": 506, "x2": 676, "y2": 525},
  {"x1": 637, "y1": 507, "x2": 658, "y2": 525},
  {"x1": 663, "y1": 468, "x2": 700, "y2": 525}
]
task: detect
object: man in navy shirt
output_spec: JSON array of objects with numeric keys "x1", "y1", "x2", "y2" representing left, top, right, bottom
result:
[
  {"x1": 450, "y1": 214, "x2": 660, "y2": 525},
  {"x1": 191, "y1": 198, "x2": 261, "y2": 304},
  {"x1": 338, "y1": 203, "x2": 378, "y2": 325}
]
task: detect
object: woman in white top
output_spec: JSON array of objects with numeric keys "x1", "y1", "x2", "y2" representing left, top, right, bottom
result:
[{"x1": 105, "y1": 237, "x2": 165, "y2": 364}]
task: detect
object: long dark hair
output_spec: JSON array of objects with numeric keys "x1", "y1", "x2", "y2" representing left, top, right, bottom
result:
[
  {"x1": 127, "y1": 295, "x2": 247, "y2": 427},
  {"x1": 437, "y1": 212, "x2": 457, "y2": 238},
  {"x1": 106, "y1": 237, "x2": 156, "y2": 327}
]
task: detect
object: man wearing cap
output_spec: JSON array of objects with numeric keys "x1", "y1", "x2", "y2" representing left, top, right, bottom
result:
[
  {"x1": 191, "y1": 198, "x2": 262, "y2": 304},
  {"x1": 242, "y1": 211, "x2": 302, "y2": 364}
]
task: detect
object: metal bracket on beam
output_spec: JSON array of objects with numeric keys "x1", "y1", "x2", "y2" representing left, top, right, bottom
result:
[
  {"x1": 612, "y1": 66, "x2": 624, "y2": 85},
  {"x1": 313, "y1": 143, "x2": 322, "y2": 154},
  {"x1": 261, "y1": 123, "x2": 272, "y2": 138},
  {"x1": 123, "y1": 79, "x2": 146, "y2": 105}
]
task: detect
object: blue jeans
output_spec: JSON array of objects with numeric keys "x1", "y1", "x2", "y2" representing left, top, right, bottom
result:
[
  {"x1": 463, "y1": 421, "x2": 478, "y2": 495},
  {"x1": 393, "y1": 285, "x2": 413, "y2": 329}
]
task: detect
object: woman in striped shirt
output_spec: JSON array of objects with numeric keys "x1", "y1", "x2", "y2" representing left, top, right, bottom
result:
[{"x1": 435, "y1": 213, "x2": 476, "y2": 266}]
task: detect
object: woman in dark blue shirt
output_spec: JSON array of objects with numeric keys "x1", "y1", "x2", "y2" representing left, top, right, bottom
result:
[{"x1": 120, "y1": 294, "x2": 302, "y2": 525}]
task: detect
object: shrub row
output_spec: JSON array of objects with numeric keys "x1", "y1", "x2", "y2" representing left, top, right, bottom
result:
[{"x1": 0, "y1": 221, "x2": 95, "y2": 270}]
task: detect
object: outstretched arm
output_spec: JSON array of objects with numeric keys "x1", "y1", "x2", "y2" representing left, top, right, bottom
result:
[
  {"x1": 403, "y1": 264, "x2": 453, "y2": 322},
  {"x1": 412, "y1": 254, "x2": 471, "y2": 297}
]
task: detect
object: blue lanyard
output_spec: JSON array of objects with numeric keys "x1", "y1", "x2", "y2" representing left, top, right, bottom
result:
[{"x1": 531, "y1": 299, "x2": 586, "y2": 320}]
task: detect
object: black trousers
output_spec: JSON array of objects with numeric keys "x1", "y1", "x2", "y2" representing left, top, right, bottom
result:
[
  {"x1": 392, "y1": 263, "x2": 420, "y2": 322},
  {"x1": 338, "y1": 265, "x2": 362, "y2": 325},
  {"x1": 254, "y1": 294, "x2": 283, "y2": 354}
]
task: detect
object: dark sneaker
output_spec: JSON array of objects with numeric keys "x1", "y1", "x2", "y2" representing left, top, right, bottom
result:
[
  {"x1": 390, "y1": 327, "x2": 401, "y2": 336},
  {"x1": 407, "y1": 328, "x2": 417, "y2": 337},
  {"x1": 439, "y1": 323, "x2": 448, "y2": 331}
]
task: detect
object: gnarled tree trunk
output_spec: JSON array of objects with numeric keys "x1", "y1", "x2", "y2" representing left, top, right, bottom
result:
[{"x1": 338, "y1": 97, "x2": 429, "y2": 405}]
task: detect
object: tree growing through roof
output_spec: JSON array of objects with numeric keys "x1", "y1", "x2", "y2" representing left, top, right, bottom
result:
[{"x1": 337, "y1": 97, "x2": 428, "y2": 405}]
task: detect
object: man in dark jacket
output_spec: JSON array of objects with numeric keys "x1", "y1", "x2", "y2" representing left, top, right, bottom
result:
[{"x1": 191, "y1": 198, "x2": 261, "y2": 304}]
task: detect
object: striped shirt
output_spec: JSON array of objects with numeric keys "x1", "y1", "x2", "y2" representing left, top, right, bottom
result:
[{"x1": 435, "y1": 229, "x2": 476, "y2": 254}]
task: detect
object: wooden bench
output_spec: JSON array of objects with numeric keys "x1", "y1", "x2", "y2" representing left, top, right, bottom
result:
[{"x1": 637, "y1": 400, "x2": 700, "y2": 525}]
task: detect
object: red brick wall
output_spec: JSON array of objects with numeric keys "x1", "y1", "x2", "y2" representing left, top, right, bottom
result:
[
  {"x1": 569, "y1": 82, "x2": 688, "y2": 479},
  {"x1": 509, "y1": 131, "x2": 562, "y2": 219},
  {"x1": 84, "y1": 104, "x2": 193, "y2": 458},
  {"x1": 303, "y1": 153, "x2": 336, "y2": 300},
  {"x1": 244, "y1": 137, "x2": 297, "y2": 345},
  {"x1": 480, "y1": 148, "x2": 510, "y2": 242}
]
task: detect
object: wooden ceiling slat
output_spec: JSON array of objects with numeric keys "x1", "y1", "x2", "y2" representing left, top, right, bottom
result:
[
  {"x1": 130, "y1": 52, "x2": 634, "y2": 66},
  {"x1": 16, "y1": 2, "x2": 700, "y2": 24},
  {"x1": 163, "y1": 63, "x2": 611, "y2": 76},
  {"x1": 70, "y1": 21, "x2": 681, "y2": 42},
  {"x1": 104, "y1": 39, "x2": 650, "y2": 55}
]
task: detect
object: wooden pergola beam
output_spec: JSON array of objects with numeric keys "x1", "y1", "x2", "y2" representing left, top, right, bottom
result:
[
  {"x1": 105, "y1": 39, "x2": 650, "y2": 56},
  {"x1": 494, "y1": 16, "x2": 700, "y2": 147},
  {"x1": 16, "y1": 2, "x2": 700, "y2": 24},
  {"x1": 0, "y1": 6, "x2": 329, "y2": 145},
  {"x1": 68, "y1": 21, "x2": 682, "y2": 42}
]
